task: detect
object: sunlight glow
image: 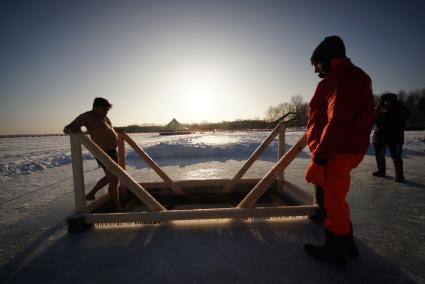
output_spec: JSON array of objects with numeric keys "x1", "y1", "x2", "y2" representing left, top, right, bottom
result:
[{"x1": 168, "y1": 65, "x2": 224, "y2": 121}]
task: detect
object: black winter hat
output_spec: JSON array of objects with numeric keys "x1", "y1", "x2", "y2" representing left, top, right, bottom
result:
[
  {"x1": 311, "y1": 36, "x2": 346, "y2": 63},
  {"x1": 380, "y1": 93, "x2": 398, "y2": 103},
  {"x1": 311, "y1": 36, "x2": 347, "y2": 75}
]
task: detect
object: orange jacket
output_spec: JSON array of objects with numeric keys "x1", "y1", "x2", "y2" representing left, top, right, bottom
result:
[{"x1": 307, "y1": 59, "x2": 375, "y2": 161}]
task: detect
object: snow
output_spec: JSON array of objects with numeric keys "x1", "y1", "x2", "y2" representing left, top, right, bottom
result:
[
  {"x1": 0, "y1": 131, "x2": 308, "y2": 179},
  {"x1": 0, "y1": 130, "x2": 424, "y2": 281},
  {"x1": 1, "y1": 131, "x2": 422, "y2": 180}
]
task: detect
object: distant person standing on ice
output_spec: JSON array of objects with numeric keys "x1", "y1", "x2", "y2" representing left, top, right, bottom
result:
[
  {"x1": 304, "y1": 36, "x2": 375, "y2": 264},
  {"x1": 63, "y1": 97, "x2": 121, "y2": 210},
  {"x1": 372, "y1": 93, "x2": 410, "y2": 182}
]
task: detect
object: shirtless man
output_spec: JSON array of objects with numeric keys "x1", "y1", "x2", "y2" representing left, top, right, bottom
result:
[{"x1": 63, "y1": 97, "x2": 120, "y2": 210}]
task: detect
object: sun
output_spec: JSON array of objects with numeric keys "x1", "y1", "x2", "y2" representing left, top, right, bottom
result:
[
  {"x1": 182, "y1": 83, "x2": 215, "y2": 116},
  {"x1": 172, "y1": 67, "x2": 221, "y2": 121}
]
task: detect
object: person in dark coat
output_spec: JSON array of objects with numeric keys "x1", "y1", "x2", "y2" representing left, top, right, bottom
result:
[{"x1": 372, "y1": 93, "x2": 410, "y2": 182}]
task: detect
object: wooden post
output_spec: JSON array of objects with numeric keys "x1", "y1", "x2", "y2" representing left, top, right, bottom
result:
[
  {"x1": 70, "y1": 134, "x2": 86, "y2": 213},
  {"x1": 222, "y1": 124, "x2": 282, "y2": 193},
  {"x1": 122, "y1": 132, "x2": 185, "y2": 195},
  {"x1": 237, "y1": 134, "x2": 307, "y2": 208},
  {"x1": 75, "y1": 133, "x2": 166, "y2": 211},
  {"x1": 118, "y1": 133, "x2": 126, "y2": 196},
  {"x1": 277, "y1": 124, "x2": 285, "y2": 192},
  {"x1": 118, "y1": 133, "x2": 126, "y2": 170}
]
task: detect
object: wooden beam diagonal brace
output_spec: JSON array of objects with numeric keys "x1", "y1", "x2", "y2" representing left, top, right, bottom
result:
[
  {"x1": 237, "y1": 134, "x2": 307, "y2": 208},
  {"x1": 74, "y1": 132, "x2": 166, "y2": 211},
  {"x1": 121, "y1": 132, "x2": 185, "y2": 195},
  {"x1": 222, "y1": 123, "x2": 283, "y2": 193}
]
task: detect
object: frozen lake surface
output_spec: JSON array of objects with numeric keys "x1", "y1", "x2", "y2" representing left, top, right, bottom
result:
[{"x1": 0, "y1": 130, "x2": 424, "y2": 282}]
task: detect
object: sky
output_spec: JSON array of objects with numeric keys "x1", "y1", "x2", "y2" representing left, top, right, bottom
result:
[{"x1": 0, "y1": 0, "x2": 424, "y2": 134}]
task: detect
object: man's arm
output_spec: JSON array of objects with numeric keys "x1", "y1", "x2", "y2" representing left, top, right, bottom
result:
[
  {"x1": 105, "y1": 116, "x2": 112, "y2": 127},
  {"x1": 63, "y1": 113, "x2": 87, "y2": 135},
  {"x1": 313, "y1": 87, "x2": 356, "y2": 161},
  {"x1": 314, "y1": 79, "x2": 373, "y2": 161}
]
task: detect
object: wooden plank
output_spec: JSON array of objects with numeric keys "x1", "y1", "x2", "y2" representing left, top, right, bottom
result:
[
  {"x1": 118, "y1": 133, "x2": 126, "y2": 170},
  {"x1": 86, "y1": 193, "x2": 110, "y2": 213},
  {"x1": 75, "y1": 133, "x2": 166, "y2": 211},
  {"x1": 265, "y1": 193, "x2": 286, "y2": 206},
  {"x1": 237, "y1": 134, "x2": 307, "y2": 208},
  {"x1": 70, "y1": 135, "x2": 86, "y2": 213},
  {"x1": 122, "y1": 132, "x2": 185, "y2": 195},
  {"x1": 222, "y1": 124, "x2": 282, "y2": 193},
  {"x1": 277, "y1": 125, "x2": 286, "y2": 192},
  {"x1": 138, "y1": 179, "x2": 261, "y2": 195},
  {"x1": 140, "y1": 178, "x2": 261, "y2": 190},
  {"x1": 84, "y1": 205, "x2": 318, "y2": 223},
  {"x1": 118, "y1": 133, "x2": 126, "y2": 195}
]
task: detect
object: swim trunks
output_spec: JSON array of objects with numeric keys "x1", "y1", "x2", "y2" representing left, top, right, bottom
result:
[{"x1": 96, "y1": 149, "x2": 118, "y2": 169}]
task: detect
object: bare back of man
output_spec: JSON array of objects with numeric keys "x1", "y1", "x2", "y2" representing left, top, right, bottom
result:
[{"x1": 66, "y1": 111, "x2": 118, "y2": 150}]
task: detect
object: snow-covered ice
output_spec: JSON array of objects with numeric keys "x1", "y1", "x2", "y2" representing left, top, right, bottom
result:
[
  {"x1": 0, "y1": 131, "x2": 306, "y2": 179},
  {"x1": 0, "y1": 130, "x2": 424, "y2": 282}
]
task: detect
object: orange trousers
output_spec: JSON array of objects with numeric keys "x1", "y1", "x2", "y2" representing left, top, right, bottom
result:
[{"x1": 321, "y1": 155, "x2": 364, "y2": 235}]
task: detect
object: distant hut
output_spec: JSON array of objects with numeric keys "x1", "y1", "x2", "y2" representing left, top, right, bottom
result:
[{"x1": 159, "y1": 118, "x2": 192, "y2": 136}]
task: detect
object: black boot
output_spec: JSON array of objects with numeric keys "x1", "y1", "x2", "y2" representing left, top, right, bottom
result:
[
  {"x1": 393, "y1": 158, "x2": 405, "y2": 182},
  {"x1": 304, "y1": 229, "x2": 349, "y2": 265},
  {"x1": 347, "y1": 223, "x2": 358, "y2": 258},
  {"x1": 373, "y1": 143, "x2": 386, "y2": 177},
  {"x1": 372, "y1": 170, "x2": 386, "y2": 177}
]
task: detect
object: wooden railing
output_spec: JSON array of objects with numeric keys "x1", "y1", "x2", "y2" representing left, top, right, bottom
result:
[
  {"x1": 71, "y1": 132, "x2": 166, "y2": 212},
  {"x1": 222, "y1": 123, "x2": 286, "y2": 193},
  {"x1": 120, "y1": 132, "x2": 184, "y2": 195},
  {"x1": 68, "y1": 126, "x2": 314, "y2": 224},
  {"x1": 237, "y1": 134, "x2": 307, "y2": 208}
]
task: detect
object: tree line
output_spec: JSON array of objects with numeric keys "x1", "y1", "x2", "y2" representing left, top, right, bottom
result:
[
  {"x1": 119, "y1": 88, "x2": 425, "y2": 133},
  {"x1": 264, "y1": 89, "x2": 425, "y2": 130}
]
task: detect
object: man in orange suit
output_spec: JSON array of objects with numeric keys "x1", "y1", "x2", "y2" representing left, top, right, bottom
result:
[{"x1": 304, "y1": 36, "x2": 375, "y2": 264}]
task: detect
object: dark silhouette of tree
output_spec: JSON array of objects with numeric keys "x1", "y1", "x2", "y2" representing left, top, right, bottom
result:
[{"x1": 265, "y1": 95, "x2": 308, "y2": 127}]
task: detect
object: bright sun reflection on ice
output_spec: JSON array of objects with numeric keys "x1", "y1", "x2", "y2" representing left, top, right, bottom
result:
[{"x1": 190, "y1": 135, "x2": 240, "y2": 145}]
